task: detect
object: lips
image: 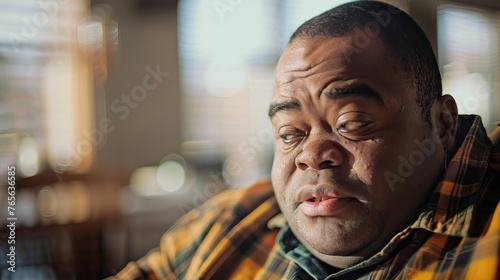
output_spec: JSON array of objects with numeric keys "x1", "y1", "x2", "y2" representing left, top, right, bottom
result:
[
  {"x1": 300, "y1": 197, "x2": 354, "y2": 216},
  {"x1": 297, "y1": 183, "x2": 356, "y2": 217},
  {"x1": 309, "y1": 196, "x2": 335, "y2": 202}
]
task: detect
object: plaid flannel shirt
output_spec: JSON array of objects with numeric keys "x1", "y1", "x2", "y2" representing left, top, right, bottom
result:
[{"x1": 109, "y1": 115, "x2": 500, "y2": 280}]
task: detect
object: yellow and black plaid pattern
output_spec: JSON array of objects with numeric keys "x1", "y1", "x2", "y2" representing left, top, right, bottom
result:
[{"x1": 110, "y1": 115, "x2": 499, "y2": 280}]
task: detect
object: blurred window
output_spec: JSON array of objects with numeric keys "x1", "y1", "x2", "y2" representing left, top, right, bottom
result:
[
  {"x1": 438, "y1": 4, "x2": 500, "y2": 131},
  {"x1": 0, "y1": 0, "x2": 93, "y2": 177}
]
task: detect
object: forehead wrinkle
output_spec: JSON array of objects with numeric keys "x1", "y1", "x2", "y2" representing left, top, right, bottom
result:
[{"x1": 277, "y1": 58, "x2": 332, "y2": 87}]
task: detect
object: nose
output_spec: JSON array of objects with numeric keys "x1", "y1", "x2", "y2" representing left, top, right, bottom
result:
[{"x1": 295, "y1": 136, "x2": 344, "y2": 171}]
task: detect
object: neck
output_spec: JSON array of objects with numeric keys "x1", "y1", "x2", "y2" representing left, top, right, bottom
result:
[{"x1": 293, "y1": 228, "x2": 377, "y2": 269}]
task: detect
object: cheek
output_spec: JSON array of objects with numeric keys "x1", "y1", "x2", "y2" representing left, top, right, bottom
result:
[
  {"x1": 350, "y1": 139, "x2": 386, "y2": 185},
  {"x1": 272, "y1": 148, "x2": 296, "y2": 176},
  {"x1": 271, "y1": 151, "x2": 295, "y2": 196}
]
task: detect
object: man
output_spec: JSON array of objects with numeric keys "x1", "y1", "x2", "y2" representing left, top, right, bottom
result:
[{"x1": 111, "y1": 1, "x2": 500, "y2": 279}]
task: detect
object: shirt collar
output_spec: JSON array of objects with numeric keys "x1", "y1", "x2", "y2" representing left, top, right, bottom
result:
[
  {"x1": 276, "y1": 223, "x2": 415, "y2": 279},
  {"x1": 276, "y1": 223, "x2": 334, "y2": 280},
  {"x1": 410, "y1": 115, "x2": 492, "y2": 237}
]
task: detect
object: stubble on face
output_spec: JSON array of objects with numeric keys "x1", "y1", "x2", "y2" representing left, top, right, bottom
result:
[
  {"x1": 273, "y1": 145, "x2": 386, "y2": 256},
  {"x1": 270, "y1": 34, "x2": 442, "y2": 263}
]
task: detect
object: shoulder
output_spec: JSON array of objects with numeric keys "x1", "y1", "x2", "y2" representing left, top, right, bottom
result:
[
  {"x1": 158, "y1": 180, "x2": 278, "y2": 265},
  {"x1": 171, "y1": 180, "x2": 275, "y2": 230},
  {"x1": 465, "y1": 137, "x2": 500, "y2": 237},
  {"x1": 110, "y1": 181, "x2": 279, "y2": 280}
]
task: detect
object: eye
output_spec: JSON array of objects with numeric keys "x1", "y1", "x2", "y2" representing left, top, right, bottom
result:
[
  {"x1": 338, "y1": 121, "x2": 370, "y2": 133},
  {"x1": 335, "y1": 112, "x2": 377, "y2": 140},
  {"x1": 277, "y1": 127, "x2": 305, "y2": 146},
  {"x1": 280, "y1": 134, "x2": 302, "y2": 144}
]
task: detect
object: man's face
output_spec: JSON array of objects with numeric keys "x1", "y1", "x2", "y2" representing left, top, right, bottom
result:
[{"x1": 270, "y1": 35, "x2": 443, "y2": 258}]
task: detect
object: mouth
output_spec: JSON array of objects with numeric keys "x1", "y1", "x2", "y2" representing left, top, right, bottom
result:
[
  {"x1": 300, "y1": 196, "x2": 354, "y2": 217},
  {"x1": 305, "y1": 195, "x2": 337, "y2": 202},
  {"x1": 297, "y1": 183, "x2": 356, "y2": 217}
]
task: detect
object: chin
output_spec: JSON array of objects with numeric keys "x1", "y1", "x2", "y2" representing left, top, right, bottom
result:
[
  {"x1": 311, "y1": 240, "x2": 366, "y2": 256},
  {"x1": 292, "y1": 212, "x2": 380, "y2": 256}
]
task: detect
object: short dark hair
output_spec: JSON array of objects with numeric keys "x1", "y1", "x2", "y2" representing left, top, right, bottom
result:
[{"x1": 290, "y1": 0, "x2": 442, "y2": 123}]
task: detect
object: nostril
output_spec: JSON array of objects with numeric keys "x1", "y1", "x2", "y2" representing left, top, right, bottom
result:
[
  {"x1": 319, "y1": 160, "x2": 334, "y2": 169},
  {"x1": 298, "y1": 162, "x2": 309, "y2": 170}
]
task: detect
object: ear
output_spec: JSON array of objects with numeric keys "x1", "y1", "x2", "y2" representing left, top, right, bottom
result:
[{"x1": 434, "y1": 95, "x2": 458, "y2": 151}]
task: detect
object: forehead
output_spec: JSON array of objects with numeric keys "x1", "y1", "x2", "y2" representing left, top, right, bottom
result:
[
  {"x1": 272, "y1": 34, "x2": 406, "y2": 103},
  {"x1": 274, "y1": 36, "x2": 351, "y2": 86}
]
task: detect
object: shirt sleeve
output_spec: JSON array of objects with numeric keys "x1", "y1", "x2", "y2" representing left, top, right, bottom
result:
[
  {"x1": 105, "y1": 188, "x2": 239, "y2": 280},
  {"x1": 106, "y1": 251, "x2": 166, "y2": 280}
]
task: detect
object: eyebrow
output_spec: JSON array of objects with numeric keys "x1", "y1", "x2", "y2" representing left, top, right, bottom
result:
[
  {"x1": 268, "y1": 86, "x2": 385, "y2": 119},
  {"x1": 268, "y1": 100, "x2": 301, "y2": 119}
]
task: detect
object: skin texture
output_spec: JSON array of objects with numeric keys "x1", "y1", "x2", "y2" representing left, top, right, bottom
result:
[{"x1": 269, "y1": 34, "x2": 458, "y2": 268}]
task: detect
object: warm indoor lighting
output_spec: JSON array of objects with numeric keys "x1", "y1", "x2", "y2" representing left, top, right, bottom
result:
[
  {"x1": 78, "y1": 19, "x2": 104, "y2": 52},
  {"x1": 129, "y1": 155, "x2": 188, "y2": 196},
  {"x1": 53, "y1": 183, "x2": 72, "y2": 225},
  {"x1": 37, "y1": 186, "x2": 57, "y2": 219},
  {"x1": 44, "y1": 59, "x2": 80, "y2": 172},
  {"x1": 18, "y1": 136, "x2": 40, "y2": 177},
  {"x1": 70, "y1": 181, "x2": 92, "y2": 223},
  {"x1": 130, "y1": 166, "x2": 161, "y2": 196},
  {"x1": 157, "y1": 160, "x2": 186, "y2": 192}
]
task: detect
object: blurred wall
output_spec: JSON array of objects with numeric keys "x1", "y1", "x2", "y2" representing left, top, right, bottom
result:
[{"x1": 95, "y1": 0, "x2": 181, "y2": 176}]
